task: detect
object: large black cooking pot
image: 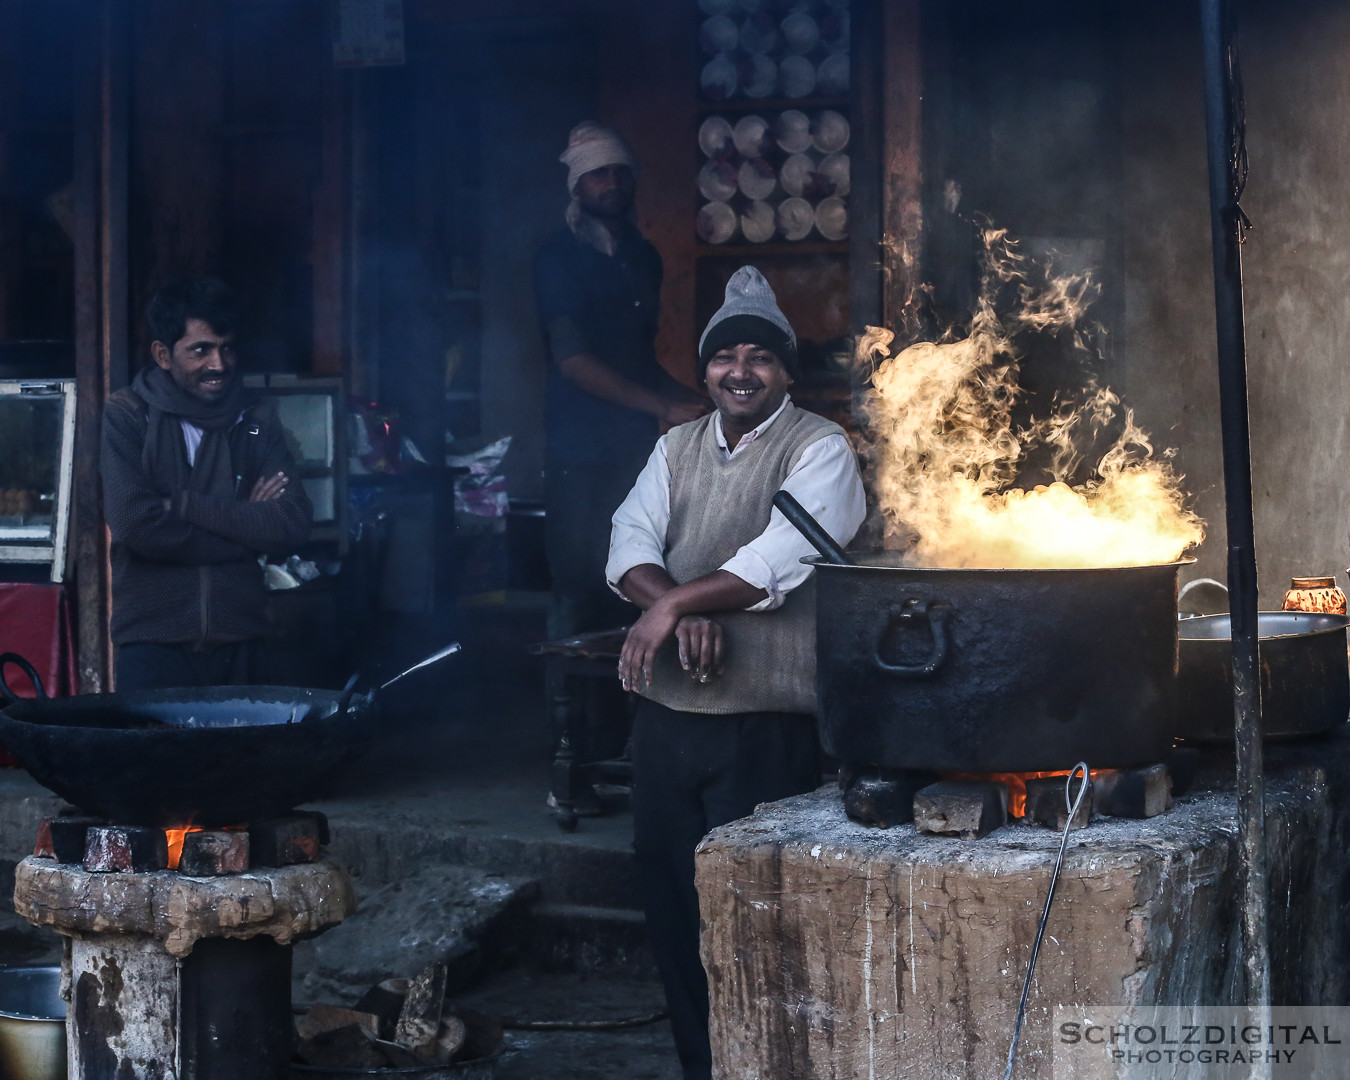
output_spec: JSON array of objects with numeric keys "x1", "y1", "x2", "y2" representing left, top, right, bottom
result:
[
  {"x1": 810, "y1": 554, "x2": 1186, "y2": 773},
  {"x1": 1177, "y1": 611, "x2": 1350, "y2": 742},
  {"x1": 0, "y1": 654, "x2": 377, "y2": 827}
]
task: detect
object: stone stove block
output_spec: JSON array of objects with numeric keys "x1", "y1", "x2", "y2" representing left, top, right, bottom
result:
[
  {"x1": 179, "y1": 829, "x2": 250, "y2": 877},
  {"x1": 14, "y1": 857, "x2": 355, "y2": 958},
  {"x1": 84, "y1": 825, "x2": 169, "y2": 873}
]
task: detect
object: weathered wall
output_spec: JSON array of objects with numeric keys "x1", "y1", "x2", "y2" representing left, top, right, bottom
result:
[
  {"x1": 926, "y1": 0, "x2": 1350, "y2": 603},
  {"x1": 1193, "y1": 0, "x2": 1350, "y2": 600},
  {"x1": 1121, "y1": 0, "x2": 1350, "y2": 602}
]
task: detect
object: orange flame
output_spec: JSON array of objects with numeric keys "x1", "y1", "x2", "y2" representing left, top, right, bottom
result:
[
  {"x1": 164, "y1": 824, "x2": 201, "y2": 870},
  {"x1": 944, "y1": 768, "x2": 1109, "y2": 819},
  {"x1": 850, "y1": 226, "x2": 1205, "y2": 568}
]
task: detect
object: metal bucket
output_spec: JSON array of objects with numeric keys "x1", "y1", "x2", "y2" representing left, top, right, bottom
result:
[
  {"x1": 0, "y1": 965, "x2": 66, "y2": 1080},
  {"x1": 810, "y1": 555, "x2": 1186, "y2": 772},
  {"x1": 1177, "y1": 611, "x2": 1350, "y2": 742}
]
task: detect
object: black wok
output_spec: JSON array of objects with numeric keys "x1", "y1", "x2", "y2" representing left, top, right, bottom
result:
[{"x1": 0, "y1": 645, "x2": 458, "y2": 827}]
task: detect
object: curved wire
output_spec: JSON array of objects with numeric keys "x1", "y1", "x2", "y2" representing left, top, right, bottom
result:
[{"x1": 1002, "y1": 762, "x2": 1091, "y2": 1080}]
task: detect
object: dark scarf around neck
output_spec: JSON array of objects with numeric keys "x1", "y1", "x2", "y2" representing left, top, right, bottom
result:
[
  {"x1": 132, "y1": 366, "x2": 249, "y2": 494},
  {"x1": 132, "y1": 365, "x2": 247, "y2": 430}
]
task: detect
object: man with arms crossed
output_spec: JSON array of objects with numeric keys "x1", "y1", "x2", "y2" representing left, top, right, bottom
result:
[{"x1": 100, "y1": 277, "x2": 312, "y2": 691}]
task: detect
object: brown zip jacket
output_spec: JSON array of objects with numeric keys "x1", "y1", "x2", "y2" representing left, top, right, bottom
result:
[{"x1": 100, "y1": 387, "x2": 313, "y2": 647}]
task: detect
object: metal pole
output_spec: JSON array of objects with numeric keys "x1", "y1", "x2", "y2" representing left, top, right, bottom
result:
[{"x1": 1198, "y1": 0, "x2": 1269, "y2": 1007}]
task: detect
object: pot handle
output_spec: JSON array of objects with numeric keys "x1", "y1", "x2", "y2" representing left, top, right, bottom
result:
[
  {"x1": 0, "y1": 653, "x2": 49, "y2": 704},
  {"x1": 873, "y1": 600, "x2": 949, "y2": 678}
]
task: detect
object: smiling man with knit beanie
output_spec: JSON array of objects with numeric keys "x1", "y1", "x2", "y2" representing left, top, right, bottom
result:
[{"x1": 606, "y1": 266, "x2": 866, "y2": 1080}]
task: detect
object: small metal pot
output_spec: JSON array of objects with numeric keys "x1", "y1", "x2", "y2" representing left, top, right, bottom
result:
[
  {"x1": 810, "y1": 554, "x2": 1186, "y2": 773},
  {"x1": 1177, "y1": 612, "x2": 1350, "y2": 742},
  {"x1": 0, "y1": 965, "x2": 65, "y2": 1080}
]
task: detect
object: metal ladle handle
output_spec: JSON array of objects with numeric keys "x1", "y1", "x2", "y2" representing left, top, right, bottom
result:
[
  {"x1": 378, "y1": 641, "x2": 463, "y2": 692},
  {"x1": 772, "y1": 490, "x2": 853, "y2": 566}
]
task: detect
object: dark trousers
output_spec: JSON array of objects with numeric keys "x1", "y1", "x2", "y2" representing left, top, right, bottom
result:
[
  {"x1": 632, "y1": 698, "x2": 820, "y2": 1080},
  {"x1": 543, "y1": 457, "x2": 647, "y2": 641},
  {"x1": 114, "y1": 640, "x2": 260, "y2": 694}
]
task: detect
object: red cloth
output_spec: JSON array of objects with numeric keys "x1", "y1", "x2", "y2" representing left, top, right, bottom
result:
[
  {"x1": 0, "y1": 582, "x2": 77, "y2": 766},
  {"x1": 0, "y1": 583, "x2": 76, "y2": 767}
]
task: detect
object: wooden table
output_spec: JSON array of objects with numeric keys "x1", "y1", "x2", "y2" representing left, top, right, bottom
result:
[{"x1": 529, "y1": 627, "x2": 632, "y2": 830}]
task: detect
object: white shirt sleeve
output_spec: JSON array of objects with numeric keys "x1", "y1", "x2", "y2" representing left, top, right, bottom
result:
[
  {"x1": 605, "y1": 436, "x2": 671, "y2": 600},
  {"x1": 720, "y1": 433, "x2": 866, "y2": 611}
]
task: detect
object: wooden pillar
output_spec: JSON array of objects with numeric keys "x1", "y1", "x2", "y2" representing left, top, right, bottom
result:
[
  {"x1": 0, "y1": 1, "x2": 20, "y2": 342},
  {"x1": 313, "y1": 66, "x2": 353, "y2": 377},
  {"x1": 601, "y1": 0, "x2": 700, "y2": 384},
  {"x1": 72, "y1": 0, "x2": 129, "y2": 693}
]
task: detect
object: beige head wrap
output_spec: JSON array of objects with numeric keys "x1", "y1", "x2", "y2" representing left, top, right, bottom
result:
[{"x1": 560, "y1": 121, "x2": 638, "y2": 193}]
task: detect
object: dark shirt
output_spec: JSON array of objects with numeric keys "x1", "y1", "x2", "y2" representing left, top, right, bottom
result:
[{"x1": 534, "y1": 221, "x2": 668, "y2": 465}]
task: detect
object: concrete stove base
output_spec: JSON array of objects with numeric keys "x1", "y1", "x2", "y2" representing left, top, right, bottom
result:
[
  {"x1": 13, "y1": 858, "x2": 355, "y2": 1079},
  {"x1": 695, "y1": 736, "x2": 1350, "y2": 1080}
]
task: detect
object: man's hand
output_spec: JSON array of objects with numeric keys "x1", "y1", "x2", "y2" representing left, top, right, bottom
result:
[
  {"x1": 676, "y1": 615, "x2": 723, "y2": 683},
  {"x1": 619, "y1": 598, "x2": 681, "y2": 692},
  {"x1": 660, "y1": 398, "x2": 712, "y2": 427},
  {"x1": 249, "y1": 472, "x2": 289, "y2": 502}
]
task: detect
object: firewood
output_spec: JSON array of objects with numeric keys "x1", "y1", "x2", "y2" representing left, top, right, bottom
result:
[
  {"x1": 84, "y1": 825, "x2": 169, "y2": 872},
  {"x1": 1095, "y1": 764, "x2": 1171, "y2": 819},
  {"x1": 840, "y1": 765, "x2": 939, "y2": 828},
  {"x1": 371, "y1": 1036, "x2": 433, "y2": 1067},
  {"x1": 48, "y1": 817, "x2": 105, "y2": 864},
  {"x1": 394, "y1": 961, "x2": 447, "y2": 1054},
  {"x1": 296, "y1": 1024, "x2": 386, "y2": 1068},
  {"x1": 179, "y1": 830, "x2": 249, "y2": 876},
  {"x1": 354, "y1": 977, "x2": 409, "y2": 1040},
  {"x1": 435, "y1": 1014, "x2": 469, "y2": 1063},
  {"x1": 295, "y1": 1002, "x2": 380, "y2": 1042},
  {"x1": 248, "y1": 813, "x2": 323, "y2": 866},
  {"x1": 1022, "y1": 775, "x2": 1092, "y2": 831},
  {"x1": 913, "y1": 781, "x2": 1008, "y2": 839}
]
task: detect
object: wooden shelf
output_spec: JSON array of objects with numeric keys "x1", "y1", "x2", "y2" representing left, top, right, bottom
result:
[
  {"x1": 697, "y1": 96, "x2": 850, "y2": 115},
  {"x1": 695, "y1": 241, "x2": 848, "y2": 257}
]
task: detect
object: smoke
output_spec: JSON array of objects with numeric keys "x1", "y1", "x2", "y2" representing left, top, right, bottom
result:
[{"x1": 851, "y1": 226, "x2": 1205, "y2": 569}]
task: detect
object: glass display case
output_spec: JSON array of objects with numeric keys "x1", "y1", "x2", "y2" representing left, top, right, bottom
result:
[
  {"x1": 242, "y1": 374, "x2": 346, "y2": 547},
  {"x1": 0, "y1": 379, "x2": 76, "y2": 581}
]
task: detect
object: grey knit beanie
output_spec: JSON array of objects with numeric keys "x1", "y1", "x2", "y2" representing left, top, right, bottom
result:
[{"x1": 697, "y1": 266, "x2": 797, "y2": 378}]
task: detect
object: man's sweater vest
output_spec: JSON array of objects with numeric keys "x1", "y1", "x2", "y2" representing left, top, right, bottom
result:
[{"x1": 644, "y1": 403, "x2": 845, "y2": 715}]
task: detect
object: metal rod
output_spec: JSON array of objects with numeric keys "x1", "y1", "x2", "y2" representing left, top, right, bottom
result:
[
  {"x1": 1199, "y1": 0, "x2": 1269, "y2": 1008},
  {"x1": 772, "y1": 490, "x2": 853, "y2": 565}
]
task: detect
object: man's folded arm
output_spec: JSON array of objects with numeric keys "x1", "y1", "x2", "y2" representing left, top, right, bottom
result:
[{"x1": 100, "y1": 402, "x2": 253, "y2": 564}]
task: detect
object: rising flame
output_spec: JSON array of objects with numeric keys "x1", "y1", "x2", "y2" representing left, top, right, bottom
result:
[
  {"x1": 946, "y1": 768, "x2": 1109, "y2": 818},
  {"x1": 851, "y1": 227, "x2": 1205, "y2": 568},
  {"x1": 165, "y1": 824, "x2": 201, "y2": 871}
]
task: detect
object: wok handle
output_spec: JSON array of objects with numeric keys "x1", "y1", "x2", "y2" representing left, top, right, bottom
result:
[
  {"x1": 0, "y1": 653, "x2": 49, "y2": 703},
  {"x1": 873, "y1": 600, "x2": 949, "y2": 678}
]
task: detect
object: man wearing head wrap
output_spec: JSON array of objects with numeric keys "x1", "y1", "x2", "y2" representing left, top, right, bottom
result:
[
  {"x1": 606, "y1": 267, "x2": 865, "y2": 1080},
  {"x1": 534, "y1": 121, "x2": 709, "y2": 641}
]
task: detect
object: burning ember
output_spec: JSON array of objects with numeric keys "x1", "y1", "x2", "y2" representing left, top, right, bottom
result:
[
  {"x1": 945, "y1": 768, "x2": 1110, "y2": 818},
  {"x1": 851, "y1": 226, "x2": 1205, "y2": 568}
]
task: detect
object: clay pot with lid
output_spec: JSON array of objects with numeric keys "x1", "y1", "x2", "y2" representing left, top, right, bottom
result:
[{"x1": 1282, "y1": 576, "x2": 1348, "y2": 615}]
